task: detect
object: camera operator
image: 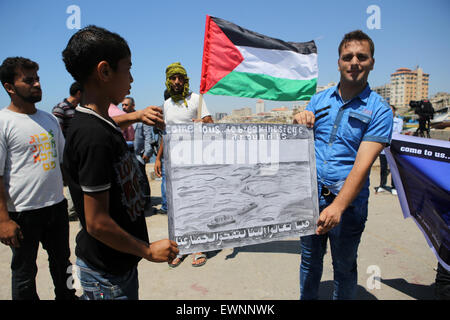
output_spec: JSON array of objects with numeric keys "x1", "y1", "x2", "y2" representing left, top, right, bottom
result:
[{"x1": 410, "y1": 100, "x2": 434, "y2": 138}]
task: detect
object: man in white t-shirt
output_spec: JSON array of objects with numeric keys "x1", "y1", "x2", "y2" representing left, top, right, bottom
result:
[
  {"x1": 154, "y1": 62, "x2": 213, "y2": 268},
  {"x1": 0, "y1": 57, "x2": 77, "y2": 300}
]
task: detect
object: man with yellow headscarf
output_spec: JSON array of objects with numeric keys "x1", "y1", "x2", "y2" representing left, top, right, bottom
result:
[
  {"x1": 155, "y1": 62, "x2": 213, "y2": 267},
  {"x1": 162, "y1": 62, "x2": 213, "y2": 123}
]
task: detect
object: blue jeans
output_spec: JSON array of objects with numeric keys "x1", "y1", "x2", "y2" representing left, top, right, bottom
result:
[
  {"x1": 161, "y1": 161, "x2": 167, "y2": 211},
  {"x1": 76, "y1": 258, "x2": 139, "y2": 300},
  {"x1": 299, "y1": 195, "x2": 368, "y2": 300},
  {"x1": 9, "y1": 200, "x2": 77, "y2": 300}
]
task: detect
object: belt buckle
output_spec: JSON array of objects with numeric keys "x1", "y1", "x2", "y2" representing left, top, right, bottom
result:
[{"x1": 323, "y1": 187, "x2": 331, "y2": 196}]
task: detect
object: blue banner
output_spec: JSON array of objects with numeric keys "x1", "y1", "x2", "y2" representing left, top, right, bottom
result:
[{"x1": 385, "y1": 134, "x2": 450, "y2": 271}]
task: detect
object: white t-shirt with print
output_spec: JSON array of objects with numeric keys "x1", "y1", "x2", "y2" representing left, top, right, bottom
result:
[
  {"x1": 0, "y1": 108, "x2": 65, "y2": 212},
  {"x1": 163, "y1": 92, "x2": 211, "y2": 124}
]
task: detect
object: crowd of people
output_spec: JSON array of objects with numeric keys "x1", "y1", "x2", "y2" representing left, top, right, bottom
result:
[{"x1": 0, "y1": 24, "x2": 447, "y2": 300}]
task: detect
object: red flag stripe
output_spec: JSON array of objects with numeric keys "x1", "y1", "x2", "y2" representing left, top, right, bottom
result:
[{"x1": 200, "y1": 15, "x2": 244, "y2": 94}]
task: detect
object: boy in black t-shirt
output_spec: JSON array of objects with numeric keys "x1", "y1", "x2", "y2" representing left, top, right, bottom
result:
[{"x1": 62, "y1": 25, "x2": 178, "y2": 300}]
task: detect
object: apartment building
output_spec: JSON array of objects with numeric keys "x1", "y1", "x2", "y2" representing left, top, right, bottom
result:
[
  {"x1": 256, "y1": 99, "x2": 265, "y2": 114},
  {"x1": 390, "y1": 67, "x2": 429, "y2": 109},
  {"x1": 373, "y1": 83, "x2": 391, "y2": 103}
]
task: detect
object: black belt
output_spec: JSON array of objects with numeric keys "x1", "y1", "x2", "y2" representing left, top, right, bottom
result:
[{"x1": 321, "y1": 186, "x2": 335, "y2": 199}]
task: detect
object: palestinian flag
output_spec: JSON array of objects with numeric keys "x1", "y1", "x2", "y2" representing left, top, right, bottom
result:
[{"x1": 200, "y1": 15, "x2": 318, "y2": 101}]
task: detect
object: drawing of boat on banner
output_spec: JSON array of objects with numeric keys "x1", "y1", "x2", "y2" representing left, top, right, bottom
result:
[{"x1": 207, "y1": 214, "x2": 236, "y2": 229}]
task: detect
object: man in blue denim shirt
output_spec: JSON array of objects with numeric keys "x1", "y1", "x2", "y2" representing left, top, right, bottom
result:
[{"x1": 294, "y1": 30, "x2": 393, "y2": 300}]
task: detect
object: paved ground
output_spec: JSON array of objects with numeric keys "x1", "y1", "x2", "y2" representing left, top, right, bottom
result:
[{"x1": 0, "y1": 162, "x2": 439, "y2": 300}]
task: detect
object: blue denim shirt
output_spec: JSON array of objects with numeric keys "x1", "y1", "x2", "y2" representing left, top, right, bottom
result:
[
  {"x1": 133, "y1": 123, "x2": 159, "y2": 165},
  {"x1": 306, "y1": 84, "x2": 393, "y2": 203}
]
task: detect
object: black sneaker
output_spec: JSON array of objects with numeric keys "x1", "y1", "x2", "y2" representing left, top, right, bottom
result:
[
  {"x1": 68, "y1": 213, "x2": 78, "y2": 221},
  {"x1": 157, "y1": 208, "x2": 167, "y2": 215}
]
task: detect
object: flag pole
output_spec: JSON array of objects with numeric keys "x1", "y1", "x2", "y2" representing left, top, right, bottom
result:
[{"x1": 197, "y1": 93, "x2": 203, "y2": 120}]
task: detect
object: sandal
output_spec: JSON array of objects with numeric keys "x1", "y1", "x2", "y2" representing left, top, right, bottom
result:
[
  {"x1": 169, "y1": 255, "x2": 186, "y2": 268},
  {"x1": 192, "y1": 253, "x2": 207, "y2": 267}
]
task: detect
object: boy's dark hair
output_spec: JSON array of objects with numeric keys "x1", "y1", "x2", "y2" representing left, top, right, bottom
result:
[
  {"x1": 69, "y1": 81, "x2": 82, "y2": 96},
  {"x1": 338, "y1": 30, "x2": 375, "y2": 58},
  {"x1": 0, "y1": 57, "x2": 39, "y2": 87},
  {"x1": 62, "y1": 25, "x2": 131, "y2": 85}
]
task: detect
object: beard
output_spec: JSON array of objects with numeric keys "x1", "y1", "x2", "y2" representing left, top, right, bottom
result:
[
  {"x1": 14, "y1": 87, "x2": 42, "y2": 103},
  {"x1": 170, "y1": 85, "x2": 183, "y2": 95}
]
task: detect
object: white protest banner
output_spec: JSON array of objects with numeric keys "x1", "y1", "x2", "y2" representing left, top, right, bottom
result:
[{"x1": 164, "y1": 123, "x2": 319, "y2": 254}]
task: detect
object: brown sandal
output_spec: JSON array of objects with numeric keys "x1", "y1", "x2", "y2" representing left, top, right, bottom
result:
[{"x1": 192, "y1": 253, "x2": 207, "y2": 267}]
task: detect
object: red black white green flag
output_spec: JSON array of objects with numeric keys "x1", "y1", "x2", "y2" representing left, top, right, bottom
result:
[{"x1": 200, "y1": 15, "x2": 318, "y2": 101}]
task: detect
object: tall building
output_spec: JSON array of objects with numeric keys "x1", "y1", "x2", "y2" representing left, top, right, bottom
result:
[
  {"x1": 215, "y1": 112, "x2": 228, "y2": 121},
  {"x1": 256, "y1": 99, "x2": 265, "y2": 114},
  {"x1": 373, "y1": 84, "x2": 391, "y2": 103},
  {"x1": 390, "y1": 67, "x2": 429, "y2": 109}
]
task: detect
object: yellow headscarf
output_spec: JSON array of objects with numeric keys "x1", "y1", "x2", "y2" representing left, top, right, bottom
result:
[{"x1": 165, "y1": 62, "x2": 190, "y2": 107}]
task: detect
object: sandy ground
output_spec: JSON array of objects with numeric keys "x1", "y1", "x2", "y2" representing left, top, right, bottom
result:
[{"x1": 0, "y1": 163, "x2": 439, "y2": 300}]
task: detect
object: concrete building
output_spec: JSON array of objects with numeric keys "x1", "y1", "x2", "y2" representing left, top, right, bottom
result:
[
  {"x1": 430, "y1": 92, "x2": 450, "y2": 111},
  {"x1": 271, "y1": 107, "x2": 292, "y2": 120},
  {"x1": 373, "y1": 84, "x2": 391, "y2": 103},
  {"x1": 316, "y1": 82, "x2": 337, "y2": 93},
  {"x1": 215, "y1": 112, "x2": 228, "y2": 121},
  {"x1": 256, "y1": 99, "x2": 265, "y2": 113},
  {"x1": 231, "y1": 107, "x2": 252, "y2": 117},
  {"x1": 390, "y1": 67, "x2": 429, "y2": 110}
]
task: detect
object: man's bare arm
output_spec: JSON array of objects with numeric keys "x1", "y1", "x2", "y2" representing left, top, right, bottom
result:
[
  {"x1": 0, "y1": 176, "x2": 23, "y2": 247},
  {"x1": 192, "y1": 115, "x2": 214, "y2": 123},
  {"x1": 315, "y1": 141, "x2": 385, "y2": 235},
  {"x1": 112, "y1": 106, "x2": 165, "y2": 131}
]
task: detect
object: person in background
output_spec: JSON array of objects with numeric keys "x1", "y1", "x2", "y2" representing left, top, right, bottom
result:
[
  {"x1": 121, "y1": 96, "x2": 135, "y2": 114},
  {"x1": 435, "y1": 263, "x2": 450, "y2": 300},
  {"x1": 154, "y1": 90, "x2": 170, "y2": 215},
  {"x1": 0, "y1": 57, "x2": 77, "y2": 300},
  {"x1": 108, "y1": 103, "x2": 135, "y2": 145},
  {"x1": 375, "y1": 105, "x2": 403, "y2": 195},
  {"x1": 155, "y1": 62, "x2": 213, "y2": 268},
  {"x1": 52, "y1": 81, "x2": 83, "y2": 221},
  {"x1": 52, "y1": 81, "x2": 82, "y2": 137},
  {"x1": 122, "y1": 96, "x2": 157, "y2": 213}
]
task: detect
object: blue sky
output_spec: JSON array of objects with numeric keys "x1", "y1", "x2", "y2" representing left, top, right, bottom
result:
[{"x1": 0, "y1": 0, "x2": 449, "y2": 115}]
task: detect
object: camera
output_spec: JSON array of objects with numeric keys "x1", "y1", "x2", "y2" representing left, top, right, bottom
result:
[{"x1": 409, "y1": 100, "x2": 434, "y2": 118}]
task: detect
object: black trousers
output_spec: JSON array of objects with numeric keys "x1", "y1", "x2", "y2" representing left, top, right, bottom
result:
[
  {"x1": 9, "y1": 200, "x2": 77, "y2": 300},
  {"x1": 379, "y1": 154, "x2": 395, "y2": 188},
  {"x1": 435, "y1": 263, "x2": 450, "y2": 300}
]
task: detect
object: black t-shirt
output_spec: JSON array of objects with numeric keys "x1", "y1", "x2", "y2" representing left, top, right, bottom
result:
[{"x1": 63, "y1": 107, "x2": 149, "y2": 275}]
